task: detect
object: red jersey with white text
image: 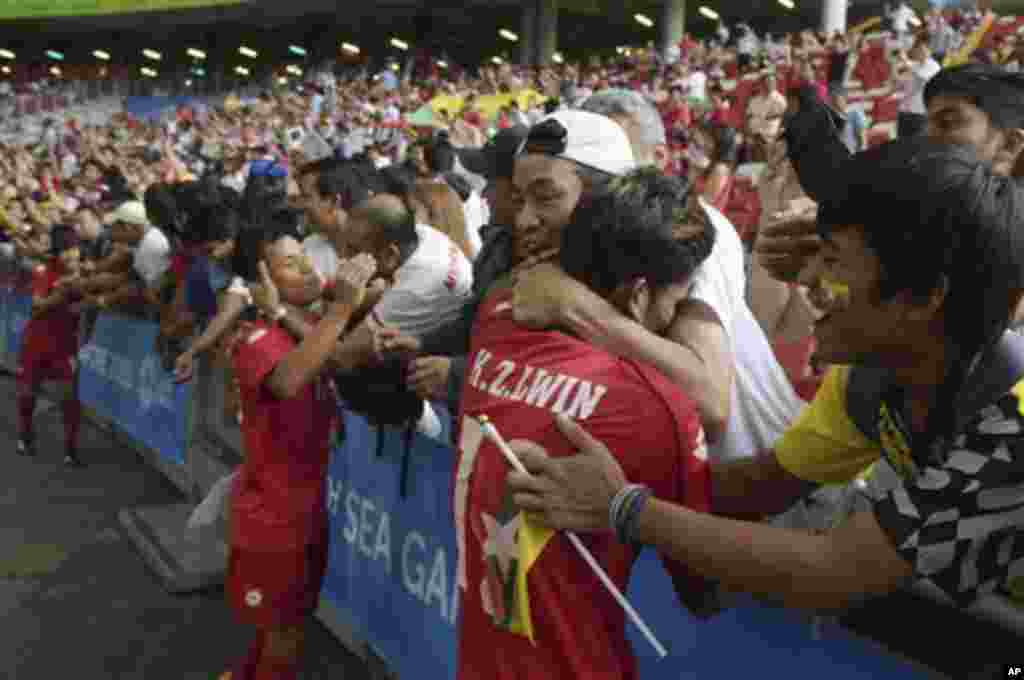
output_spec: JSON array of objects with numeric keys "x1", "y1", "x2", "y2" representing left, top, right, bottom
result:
[
  {"x1": 455, "y1": 290, "x2": 711, "y2": 680},
  {"x1": 231, "y1": 319, "x2": 338, "y2": 552},
  {"x1": 23, "y1": 263, "x2": 79, "y2": 360}
]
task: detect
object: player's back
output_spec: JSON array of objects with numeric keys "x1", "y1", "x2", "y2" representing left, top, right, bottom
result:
[{"x1": 454, "y1": 290, "x2": 708, "y2": 680}]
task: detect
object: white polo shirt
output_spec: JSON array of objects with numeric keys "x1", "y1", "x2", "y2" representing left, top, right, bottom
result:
[{"x1": 371, "y1": 224, "x2": 473, "y2": 340}]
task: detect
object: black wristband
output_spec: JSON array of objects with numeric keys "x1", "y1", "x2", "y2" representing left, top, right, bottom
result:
[{"x1": 616, "y1": 486, "x2": 653, "y2": 546}]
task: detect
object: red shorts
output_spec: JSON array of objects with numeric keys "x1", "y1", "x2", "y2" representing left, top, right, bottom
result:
[
  {"x1": 226, "y1": 539, "x2": 329, "y2": 629},
  {"x1": 17, "y1": 350, "x2": 75, "y2": 385}
]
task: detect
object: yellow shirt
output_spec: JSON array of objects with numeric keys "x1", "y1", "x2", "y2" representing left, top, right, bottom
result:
[{"x1": 774, "y1": 366, "x2": 881, "y2": 484}]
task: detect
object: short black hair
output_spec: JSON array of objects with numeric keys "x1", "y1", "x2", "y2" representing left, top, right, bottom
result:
[
  {"x1": 425, "y1": 137, "x2": 456, "y2": 175},
  {"x1": 241, "y1": 171, "x2": 288, "y2": 224},
  {"x1": 50, "y1": 223, "x2": 80, "y2": 256},
  {"x1": 924, "y1": 64, "x2": 1024, "y2": 131},
  {"x1": 317, "y1": 160, "x2": 374, "y2": 211},
  {"x1": 143, "y1": 183, "x2": 180, "y2": 234},
  {"x1": 375, "y1": 165, "x2": 416, "y2": 197},
  {"x1": 231, "y1": 207, "x2": 303, "y2": 282},
  {"x1": 560, "y1": 167, "x2": 715, "y2": 297},
  {"x1": 187, "y1": 203, "x2": 241, "y2": 245}
]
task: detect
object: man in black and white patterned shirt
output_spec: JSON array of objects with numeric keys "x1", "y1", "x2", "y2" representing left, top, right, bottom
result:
[{"x1": 501, "y1": 137, "x2": 1024, "y2": 614}]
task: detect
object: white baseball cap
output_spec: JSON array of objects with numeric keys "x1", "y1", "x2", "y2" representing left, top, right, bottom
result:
[
  {"x1": 105, "y1": 200, "x2": 149, "y2": 226},
  {"x1": 520, "y1": 110, "x2": 636, "y2": 176}
]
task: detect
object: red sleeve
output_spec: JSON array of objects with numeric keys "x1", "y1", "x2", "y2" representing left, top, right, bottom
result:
[
  {"x1": 31, "y1": 267, "x2": 53, "y2": 299},
  {"x1": 631, "y1": 364, "x2": 720, "y2": 616},
  {"x1": 231, "y1": 324, "x2": 292, "y2": 395}
]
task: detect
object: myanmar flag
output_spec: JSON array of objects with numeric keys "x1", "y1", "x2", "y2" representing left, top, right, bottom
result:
[{"x1": 510, "y1": 512, "x2": 555, "y2": 643}]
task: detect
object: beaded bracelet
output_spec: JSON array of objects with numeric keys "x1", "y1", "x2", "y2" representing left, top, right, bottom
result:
[
  {"x1": 609, "y1": 484, "x2": 644, "y2": 536},
  {"x1": 611, "y1": 484, "x2": 653, "y2": 546},
  {"x1": 620, "y1": 487, "x2": 653, "y2": 547}
]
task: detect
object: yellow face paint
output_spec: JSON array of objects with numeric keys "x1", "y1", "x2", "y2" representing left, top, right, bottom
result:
[{"x1": 819, "y1": 277, "x2": 851, "y2": 305}]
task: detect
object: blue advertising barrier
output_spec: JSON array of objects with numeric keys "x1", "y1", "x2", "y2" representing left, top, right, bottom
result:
[
  {"x1": 123, "y1": 96, "x2": 219, "y2": 122},
  {"x1": 0, "y1": 292, "x2": 30, "y2": 369},
  {"x1": 320, "y1": 407, "x2": 459, "y2": 680},
  {"x1": 318, "y1": 409, "x2": 931, "y2": 680},
  {"x1": 77, "y1": 313, "x2": 193, "y2": 491}
]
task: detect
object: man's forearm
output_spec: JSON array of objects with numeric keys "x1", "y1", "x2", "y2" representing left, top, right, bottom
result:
[
  {"x1": 563, "y1": 294, "x2": 729, "y2": 441},
  {"x1": 32, "y1": 291, "x2": 68, "y2": 317},
  {"x1": 329, "y1": 322, "x2": 376, "y2": 373},
  {"x1": 747, "y1": 260, "x2": 793, "y2": 337},
  {"x1": 633, "y1": 498, "x2": 840, "y2": 610},
  {"x1": 711, "y1": 450, "x2": 817, "y2": 519},
  {"x1": 188, "y1": 293, "x2": 247, "y2": 356},
  {"x1": 269, "y1": 304, "x2": 355, "y2": 400},
  {"x1": 93, "y1": 251, "x2": 132, "y2": 275},
  {"x1": 773, "y1": 284, "x2": 817, "y2": 344},
  {"x1": 279, "y1": 304, "x2": 316, "y2": 340},
  {"x1": 105, "y1": 283, "x2": 144, "y2": 309}
]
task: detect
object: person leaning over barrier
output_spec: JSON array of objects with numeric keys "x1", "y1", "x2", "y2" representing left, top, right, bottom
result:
[
  {"x1": 506, "y1": 138, "x2": 1024, "y2": 616},
  {"x1": 220, "y1": 208, "x2": 376, "y2": 680}
]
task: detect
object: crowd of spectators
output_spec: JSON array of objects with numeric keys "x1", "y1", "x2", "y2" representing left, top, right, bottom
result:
[{"x1": 2, "y1": 2, "x2": 1024, "y2": 678}]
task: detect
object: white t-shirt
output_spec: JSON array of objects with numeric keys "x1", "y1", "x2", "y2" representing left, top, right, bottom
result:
[
  {"x1": 462, "y1": 192, "x2": 490, "y2": 260},
  {"x1": 694, "y1": 203, "x2": 807, "y2": 463},
  {"x1": 303, "y1": 232, "x2": 338, "y2": 284},
  {"x1": 133, "y1": 226, "x2": 171, "y2": 288},
  {"x1": 900, "y1": 57, "x2": 941, "y2": 114},
  {"x1": 891, "y1": 4, "x2": 916, "y2": 33},
  {"x1": 371, "y1": 224, "x2": 474, "y2": 340},
  {"x1": 686, "y1": 71, "x2": 709, "y2": 102}
]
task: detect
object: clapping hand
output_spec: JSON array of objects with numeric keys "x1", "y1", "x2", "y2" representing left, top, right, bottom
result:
[
  {"x1": 753, "y1": 204, "x2": 821, "y2": 283},
  {"x1": 253, "y1": 261, "x2": 282, "y2": 317},
  {"x1": 331, "y1": 253, "x2": 377, "y2": 314},
  {"x1": 373, "y1": 326, "x2": 421, "y2": 363}
]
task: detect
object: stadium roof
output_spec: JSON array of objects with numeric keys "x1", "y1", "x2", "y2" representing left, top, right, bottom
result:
[{"x1": 0, "y1": 0, "x2": 1017, "y2": 76}]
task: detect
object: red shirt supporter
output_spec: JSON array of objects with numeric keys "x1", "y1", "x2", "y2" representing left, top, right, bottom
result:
[
  {"x1": 230, "y1": 318, "x2": 337, "y2": 552},
  {"x1": 455, "y1": 290, "x2": 711, "y2": 680},
  {"x1": 23, "y1": 263, "x2": 79, "y2": 362}
]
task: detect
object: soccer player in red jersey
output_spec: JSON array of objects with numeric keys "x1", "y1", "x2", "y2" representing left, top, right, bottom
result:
[
  {"x1": 221, "y1": 209, "x2": 376, "y2": 680},
  {"x1": 17, "y1": 224, "x2": 84, "y2": 466},
  {"x1": 454, "y1": 169, "x2": 718, "y2": 680}
]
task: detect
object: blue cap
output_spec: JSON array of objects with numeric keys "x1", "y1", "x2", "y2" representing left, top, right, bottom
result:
[{"x1": 249, "y1": 159, "x2": 287, "y2": 179}]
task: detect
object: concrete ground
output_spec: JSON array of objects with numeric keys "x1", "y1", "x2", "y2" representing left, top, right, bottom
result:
[{"x1": 0, "y1": 374, "x2": 369, "y2": 680}]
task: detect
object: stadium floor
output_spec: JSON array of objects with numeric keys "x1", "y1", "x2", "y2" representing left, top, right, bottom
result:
[{"x1": 0, "y1": 374, "x2": 369, "y2": 680}]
